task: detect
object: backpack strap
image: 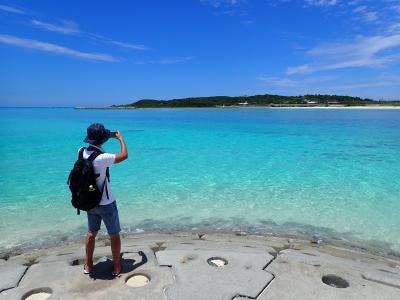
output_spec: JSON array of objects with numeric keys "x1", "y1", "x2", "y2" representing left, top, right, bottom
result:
[
  {"x1": 103, "y1": 167, "x2": 110, "y2": 199},
  {"x1": 78, "y1": 147, "x2": 100, "y2": 161},
  {"x1": 85, "y1": 146, "x2": 110, "y2": 200},
  {"x1": 78, "y1": 148, "x2": 84, "y2": 160},
  {"x1": 104, "y1": 176, "x2": 109, "y2": 199},
  {"x1": 87, "y1": 151, "x2": 102, "y2": 162},
  {"x1": 106, "y1": 167, "x2": 110, "y2": 181}
]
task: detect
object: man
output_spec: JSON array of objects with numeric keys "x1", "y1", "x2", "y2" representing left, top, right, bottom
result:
[{"x1": 81, "y1": 123, "x2": 128, "y2": 276}]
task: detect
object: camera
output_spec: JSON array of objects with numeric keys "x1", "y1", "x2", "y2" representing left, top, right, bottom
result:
[{"x1": 108, "y1": 131, "x2": 117, "y2": 138}]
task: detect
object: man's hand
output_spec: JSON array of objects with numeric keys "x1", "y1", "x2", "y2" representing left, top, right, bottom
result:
[
  {"x1": 114, "y1": 130, "x2": 128, "y2": 164},
  {"x1": 115, "y1": 130, "x2": 123, "y2": 141}
]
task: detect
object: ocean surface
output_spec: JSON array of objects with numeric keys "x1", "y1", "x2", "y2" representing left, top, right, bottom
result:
[{"x1": 0, "y1": 108, "x2": 399, "y2": 253}]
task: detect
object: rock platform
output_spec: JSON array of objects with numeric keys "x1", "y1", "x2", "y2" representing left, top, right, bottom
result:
[{"x1": 1, "y1": 233, "x2": 399, "y2": 300}]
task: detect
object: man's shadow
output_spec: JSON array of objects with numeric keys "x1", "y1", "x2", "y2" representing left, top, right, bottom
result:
[{"x1": 90, "y1": 250, "x2": 147, "y2": 280}]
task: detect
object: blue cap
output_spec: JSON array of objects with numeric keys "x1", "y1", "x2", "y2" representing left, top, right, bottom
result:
[{"x1": 83, "y1": 123, "x2": 110, "y2": 145}]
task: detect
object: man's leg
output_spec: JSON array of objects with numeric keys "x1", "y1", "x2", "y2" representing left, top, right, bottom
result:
[
  {"x1": 103, "y1": 202, "x2": 122, "y2": 274},
  {"x1": 86, "y1": 208, "x2": 101, "y2": 273},
  {"x1": 110, "y1": 233, "x2": 121, "y2": 273},
  {"x1": 85, "y1": 231, "x2": 97, "y2": 271}
]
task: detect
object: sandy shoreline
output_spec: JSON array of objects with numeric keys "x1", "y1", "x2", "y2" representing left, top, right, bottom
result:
[
  {"x1": 269, "y1": 106, "x2": 400, "y2": 109},
  {"x1": 1, "y1": 232, "x2": 399, "y2": 299},
  {"x1": 75, "y1": 105, "x2": 400, "y2": 110}
]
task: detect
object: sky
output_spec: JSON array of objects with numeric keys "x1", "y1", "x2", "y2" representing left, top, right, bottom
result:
[{"x1": 0, "y1": 0, "x2": 400, "y2": 107}]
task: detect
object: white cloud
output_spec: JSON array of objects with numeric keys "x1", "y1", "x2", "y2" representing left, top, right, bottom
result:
[
  {"x1": 258, "y1": 74, "x2": 400, "y2": 97},
  {"x1": 257, "y1": 76, "x2": 298, "y2": 87},
  {"x1": 364, "y1": 11, "x2": 378, "y2": 22},
  {"x1": 257, "y1": 75, "x2": 335, "y2": 87},
  {"x1": 287, "y1": 57, "x2": 393, "y2": 75},
  {"x1": 0, "y1": 34, "x2": 120, "y2": 62},
  {"x1": 0, "y1": 4, "x2": 25, "y2": 14},
  {"x1": 107, "y1": 40, "x2": 148, "y2": 50},
  {"x1": 305, "y1": 0, "x2": 338, "y2": 7},
  {"x1": 286, "y1": 65, "x2": 311, "y2": 75},
  {"x1": 287, "y1": 34, "x2": 400, "y2": 74},
  {"x1": 133, "y1": 56, "x2": 193, "y2": 65},
  {"x1": 30, "y1": 20, "x2": 149, "y2": 51},
  {"x1": 152, "y1": 56, "x2": 193, "y2": 64},
  {"x1": 353, "y1": 5, "x2": 367, "y2": 13},
  {"x1": 200, "y1": 0, "x2": 244, "y2": 8},
  {"x1": 352, "y1": 5, "x2": 379, "y2": 23},
  {"x1": 388, "y1": 22, "x2": 400, "y2": 33},
  {"x1": 32, "y1": 20, "x2": 80, "y2": 35},
  {"x1": 328, "y1": 75, "x2": 400, "y2": 90},
  {"x1": 200, "y1": 0, "x2": 247, "y2": 16},
  {"x1": 2, "y1": 6, "x2": 148, "y2": 51},
  {"x1": 89, "y1": 34, "x2": 148, "y2": 51},
  {"x1": 392, "y1": 5, "x2": 400, "y2": 15}
]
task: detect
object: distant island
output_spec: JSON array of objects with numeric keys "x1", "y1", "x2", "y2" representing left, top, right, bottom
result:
[{"x1": 76, "y1": 94, "x2": 400, "y2": 109}]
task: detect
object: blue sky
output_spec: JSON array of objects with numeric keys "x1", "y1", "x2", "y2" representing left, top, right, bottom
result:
[{"x1": 0, "y1": 0, "x2": 400, "y2": 106}]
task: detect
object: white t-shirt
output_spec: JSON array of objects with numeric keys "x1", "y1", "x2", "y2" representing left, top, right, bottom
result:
[{"x1": 79, "y1": 145, "x2": 116, "y2": 206}]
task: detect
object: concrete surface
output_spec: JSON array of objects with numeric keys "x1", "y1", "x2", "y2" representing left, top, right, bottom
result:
[{"x1": 0, "y1": 233, "x2": 399, "y2": 300}]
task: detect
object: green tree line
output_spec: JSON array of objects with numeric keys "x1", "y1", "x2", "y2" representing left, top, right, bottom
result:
[{"x1": 112, "y1": 94, "x2": 399, "y2": 108}]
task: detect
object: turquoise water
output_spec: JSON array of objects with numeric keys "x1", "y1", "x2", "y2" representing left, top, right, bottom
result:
[{"x1": 0, "y1": 108, "x2": 399, "y2": 252}]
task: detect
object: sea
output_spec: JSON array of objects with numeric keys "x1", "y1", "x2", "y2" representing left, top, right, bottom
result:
[{"x1": 0, "y1": 108, "x2": 399, "y2": 253}]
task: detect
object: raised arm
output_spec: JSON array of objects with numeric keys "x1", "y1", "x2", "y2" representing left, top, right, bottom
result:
[{"x1": 114, "y1": 130, "x2": 128, "y2": 164}]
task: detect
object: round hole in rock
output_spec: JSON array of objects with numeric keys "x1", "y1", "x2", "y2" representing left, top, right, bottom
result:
[
  {"x1": 22, "y1": 288, "x2": 52, "y2": 300},
  {"x1": 207, "y1": 257, "x2": 228, "y2": 267},
  {"x1": 322, "y1": 274, "x2": 349, "y2": 288},
  {"x1": 126, "y1": 274, "x2": 150, "y2": 288}
]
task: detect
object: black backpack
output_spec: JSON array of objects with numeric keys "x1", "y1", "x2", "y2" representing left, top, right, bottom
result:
[{"x1": 67, "y1": 146, "x2": 110, "y2": 214}]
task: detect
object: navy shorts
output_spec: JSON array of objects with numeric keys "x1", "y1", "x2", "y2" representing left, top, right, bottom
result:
[{"x1": 87, "y1": 201, "x2": 121, "y2": 235}]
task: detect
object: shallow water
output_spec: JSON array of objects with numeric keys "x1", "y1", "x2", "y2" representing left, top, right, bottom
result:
[{"x1": 0, "y1": 108, "x2": 399, "y2": 252}]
